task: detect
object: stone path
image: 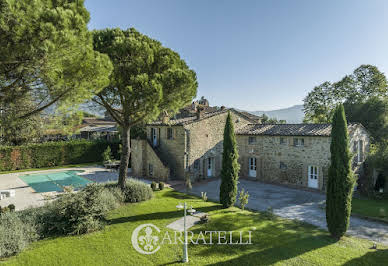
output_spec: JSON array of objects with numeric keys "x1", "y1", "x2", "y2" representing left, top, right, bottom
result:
[{"x1": 181, "y1": 179, "x2": 388, "y2": 245}]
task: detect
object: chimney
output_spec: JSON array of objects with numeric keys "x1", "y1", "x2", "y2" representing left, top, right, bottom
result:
[
  {"x1": 161, "y1": 111, "x2": 169, "y2": 124},
  {"x1": 196, "y1": 107, "x2": 204, "y2": 120}
]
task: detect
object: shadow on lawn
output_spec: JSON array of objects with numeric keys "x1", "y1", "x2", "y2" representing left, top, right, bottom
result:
[
  {"x1": 108, "y1": 205, "x2": 221, "y2": 225},
  {"x1": 342, "y1": 248, "x2": 388, "y2": 265}
]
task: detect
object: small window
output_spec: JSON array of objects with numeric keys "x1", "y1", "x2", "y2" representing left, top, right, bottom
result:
[
  {"x1": 167, "y1": 128, "x2": 173, "y2": 140},
  {"x1": 248, "y1": 136, "x2": 256, "y2": 144},
  {"x1": 194, "y1": 159, "x2": 200, "y2": 170},
  {"x1": 293, "y1": 138, "x2": 304, "y2": 147},
  {"x1": 280, "y1": 137, "x2": 286, "y2": 145},
  {"x1": 280, "y1": 161, "x2": 287, "y2": 170},
  {"x1": 148, "y1": 164, "x2": 153, "y2": 176}
]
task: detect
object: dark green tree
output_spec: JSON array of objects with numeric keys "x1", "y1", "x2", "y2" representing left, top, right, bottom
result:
[
  {"x1": 220, "y1": 112, "x2": 240, "y2": 208},
  {"x1": 326, "y1": 104, "x2": 355, "y2": 239},
  {"x1": 92, "y1": 28, "x2": 197, "y2": 189},
  {"x1": 0, "y1": 0, "x2": 112, "y2": 118},
  {"x1": 304, "y1": 65, "x2": 388, "y2": 123}
]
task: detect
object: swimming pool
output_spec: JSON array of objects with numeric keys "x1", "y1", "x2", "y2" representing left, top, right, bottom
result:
[{"x1": 20, "y1": 170, "x2": 92, "y2": 193}]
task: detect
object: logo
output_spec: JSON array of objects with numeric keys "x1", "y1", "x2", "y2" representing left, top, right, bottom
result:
[{"x1": 131, "y1": 223, "x2": 161, "y2": 254}]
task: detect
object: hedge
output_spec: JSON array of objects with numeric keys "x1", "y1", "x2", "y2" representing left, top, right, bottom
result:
[{"x1": 0, "y1": 140, "x2": 120, "y2": 171}]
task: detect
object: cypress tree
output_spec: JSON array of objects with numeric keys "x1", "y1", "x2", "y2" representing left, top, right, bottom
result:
[
  {"x1": 326, "y1": 104, "x2": 355, "y2": 239},
  {"x1": 220, "y1": 112, "x2": 240, "y2": 208}
]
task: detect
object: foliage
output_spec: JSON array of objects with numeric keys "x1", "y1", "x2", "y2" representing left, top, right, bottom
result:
[
  {"x1": 344, "y1": 96, "x2": 388, "y2": 143},
  {"x1": 220, "y1": 112, "x2": 240, "y2": 208},
  {"x1": 101, "y1": 182, "x2": 126, "y2": 203},
  {"x1": 151, "y1": 181, "x2": 157, "y2": 191},
  {"x1": 238, "y1": 188, "x2": 249, "y2": 210},
  {"x1": 0, "y1": 140, "x2": 119, "y2": 171},
  {"x1": 0, "y1": 0, "x2": 113, "y2": 119},
  {"x1": 122, "y1": 179, "x2": 153, "y2": 203},
  {"x1": 326, "y1": 104, "x2": 355, "y2": 239},
  {"x1": 304, "y1": 65, "x2": 388, "y2": 123},
  {"x1": 8, "y1": 204, "x2": 15, "y2": 212},
  {"x1": 0, "y1": 97, "x2": 44, "y2": 145},
  {"x1": 201, "y1": 192, "x2": 208, "y2": 202},
  {"x1": 43, "y1": 184, "x2": 119, "y2": 236},
  {"x1": 102, "y1": 146, "x2": 113, "y2": 163},
  {"x1": 0, "y1": 212, "x2": 38, "y2": 258},
  {"x1": 158, "y1": 182, "x2": 165, "y2": 190},
  {"x1": 92, "y1": 28, "x2": 197, "y2": 189},
  {"x1": 261, "y1": 114, "x2": 286, "y2": 124}
]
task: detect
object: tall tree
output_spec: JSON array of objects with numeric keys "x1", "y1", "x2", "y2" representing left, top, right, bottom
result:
[
  {"x1": 304, "y1": 65, "x2": 388, "y2": 123},
  {"x1": 344, "y1": 96, "x2": 388, "y2": 143},
  {"x1": 220, "y1": 112, "x2": 240, "y2": 208},
  {"x1": 0, "y1": 0, "x2": 112, "y2": 118},
  {"x1": 92, "y1": 28, "x2": 197, "y2": 189},
  {"x1": 326, "y1": 104, "x2": 355, "y2": 239}
]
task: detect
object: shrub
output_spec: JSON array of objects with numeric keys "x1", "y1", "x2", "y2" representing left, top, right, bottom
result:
[
  {"x1": 102, "y1": 146, "x2": 113, "y2": 163},
  {"x1": 201, "y1": 192, "x2": 208, "y2": 202},
  {"x1": 124, "y1": 179, "x2": 153, "y2": 203},
  {"x1": 238, "y1": 189, "x2": 249, "y2": 210},
  {"x1": 43, "y1": 184, "x2": 119, "y2": 235},
  {"x1": 151, "y1": 181, "x2": 157, "y2": 191},
  {"x1": 8, "y1": 204, "x2": 15, "y2": 212},
  {"x1": 101, "y1": 182, "x2": 125, "y2": 203},
  {"x1": 0, "y1": 212, "x2": 38, "y2": 258},
  {"x1": 0, "y1": 140, "x2": 120, "y2": 171},
  {"x1": 159, "y1": 182, "x2": 165, "y2": 190}
]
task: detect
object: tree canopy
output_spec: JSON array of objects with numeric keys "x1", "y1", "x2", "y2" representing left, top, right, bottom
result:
[
  {"x1": 0, "y1": 0, "x2": 112, "y2": 118},
  {"x1": 303, "y1": 65, "x2": 388, "y2": 123},
  {"x1": 92, "y1": 28, "x2": 197, "y2": 189}
]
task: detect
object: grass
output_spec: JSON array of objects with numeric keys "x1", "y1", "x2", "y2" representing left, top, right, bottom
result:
[
  {"x1": 3, "y1": 189, "x2": 388, "y2": 265},
  {"x1": 352, "y1": 197, "x2": 388, "y2": 222},
  {"x1": 0, "y1": 162, "x2": 102, "y2": 175}
]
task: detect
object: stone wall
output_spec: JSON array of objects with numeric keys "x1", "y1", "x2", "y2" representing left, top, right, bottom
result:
[
  {"x1": 185, "y1": 111, "x2": 252, "y2": 181},
  {"x1": 237, "y1": 124, "x2": 370, "y2": 190},
  {"x1": 131, "y1": 139, "x2": 169, "y2": 180},
  {"x1": 145, "y1": 126, "x2": 186, "y2": 179}
]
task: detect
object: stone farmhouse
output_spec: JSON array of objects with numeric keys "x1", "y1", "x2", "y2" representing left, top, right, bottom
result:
[{"x1": 131, "y1": 102, "x2": 370, "y2": 191}]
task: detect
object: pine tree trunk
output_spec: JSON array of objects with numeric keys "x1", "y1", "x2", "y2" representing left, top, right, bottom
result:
[{"x1": 118, "y1": 124, "x2": 131, "y2": 190}]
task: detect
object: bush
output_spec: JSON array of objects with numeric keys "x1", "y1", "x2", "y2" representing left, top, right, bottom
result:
[
  {"x1": 102, "y1": 146, "x2": 113, "y2": 163},
  {"x1": 151, "y1": 181, "x2": 157, "y2": 191},
  {"x1": 0, "y1": 140, "x2": 120, "y2": 171},
  {"x1": 43, "y1": 184, "x2": 119, "y2": 235},
  {"x1": 8, "y1": 204, "x2": 15, "y2": 212},
  {"x1": 238, "y1": 189, "x2": 249, "y2": 210},
  {"x1": 124, "y1": 179, "x2": 153, "y2": 203},
  {"x1": 159, "y1": 182, "x2": 165, "y2": 190},
  {"x1": 0, "y1": 212, "x2": 38, "y2": 258},
  {"x1": 101, "y1": 182, "x2": 125, "y2": 203}
]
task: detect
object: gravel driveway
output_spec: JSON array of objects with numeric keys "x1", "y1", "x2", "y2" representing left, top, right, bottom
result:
[{"x1": 184, "y1": 179, "x2": 388, "y2": 245}]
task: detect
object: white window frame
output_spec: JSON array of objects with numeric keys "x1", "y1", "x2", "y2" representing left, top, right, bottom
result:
[
  {"x1": 308, "y1": 166, "x2": 318, "y2": 180},
  {"x1": 249, "y1": 157, "x2": 257, "y2": 171}
]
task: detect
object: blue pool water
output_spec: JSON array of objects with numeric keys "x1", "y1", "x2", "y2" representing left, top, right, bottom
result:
[{"x1": 20, "y1": 170, "x2": 92, "y2": 193}]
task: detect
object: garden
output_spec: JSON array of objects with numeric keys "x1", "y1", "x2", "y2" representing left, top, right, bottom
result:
[{"x1": 1, "y1": 188, "x2": 387, "y2": 265}]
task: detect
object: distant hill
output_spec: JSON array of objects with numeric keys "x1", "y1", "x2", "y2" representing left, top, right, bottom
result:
[{"x1": 247, "y1": 105, "x2": 304, "y2": 123}]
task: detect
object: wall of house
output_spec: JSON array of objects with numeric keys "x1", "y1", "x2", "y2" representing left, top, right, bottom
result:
[
  {"x1": 185, "y1": 111, "x2": 252, "y2": 181},
  {"x1": 145, "y1": 126, "x2": 186, "y2": 179},
  {"x1": 131, "y1": 139, "x2": 169, "y2": 180},
  {"x1": 236, "y1": 125, "x2": 370, "y2": 191},
  {"x1": 237, "y1": 135, "x2": 331, "y2": 190}
]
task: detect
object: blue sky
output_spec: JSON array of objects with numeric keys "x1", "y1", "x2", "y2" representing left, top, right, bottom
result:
[{"x1": 85, "y1": 0, "x2": 388, "y2": 111}]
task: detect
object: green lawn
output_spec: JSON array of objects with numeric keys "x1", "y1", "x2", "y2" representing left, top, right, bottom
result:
[
  {"x1": 0, "y1": 162, "x2": 102, "y2": 175},
  {"x1": 3, "y1": 189, "x2": 388, "y2": 265},
  {"x1": 352, "y1": 197, "x2": 388, "y2": 222}
]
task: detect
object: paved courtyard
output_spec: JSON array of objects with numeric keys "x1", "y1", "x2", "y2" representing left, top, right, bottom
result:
[{"x1": 184, "y1": 179, "x2": 388, "y2": 245}]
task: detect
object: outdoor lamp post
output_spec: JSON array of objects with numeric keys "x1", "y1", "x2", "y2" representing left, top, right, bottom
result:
[{"x1": 176, "y1": 202, "x2": 196, "y2": 263}]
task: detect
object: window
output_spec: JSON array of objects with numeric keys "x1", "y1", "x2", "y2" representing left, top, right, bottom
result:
[
  {"x1": 249, "y1": 157, "x2": 257, "y2": 170},
  {"x1": 293, "y1": 138, "x2": 304, "y2": 147},
  {"x1": 194, "y1": 159, "x2": 200, "y2": 170},
  {"x1": 148, "y1": 164, "x2": 153, "y2": 176},
  {"x1": 308, "y1": 166, "x2": 318, "y2": 180},
  {"x1": 167, "y1": 128, "x2": 173, "y2": 140},
  {"x1": 280, "y1": 137, "x2": 286, "y2": 145},
  {"x1": 280, "y1": 161, "x2": 287, "y2": 170},
  {"x1": 248, "y1": 136, "x2": 256, "y2": 144}
]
